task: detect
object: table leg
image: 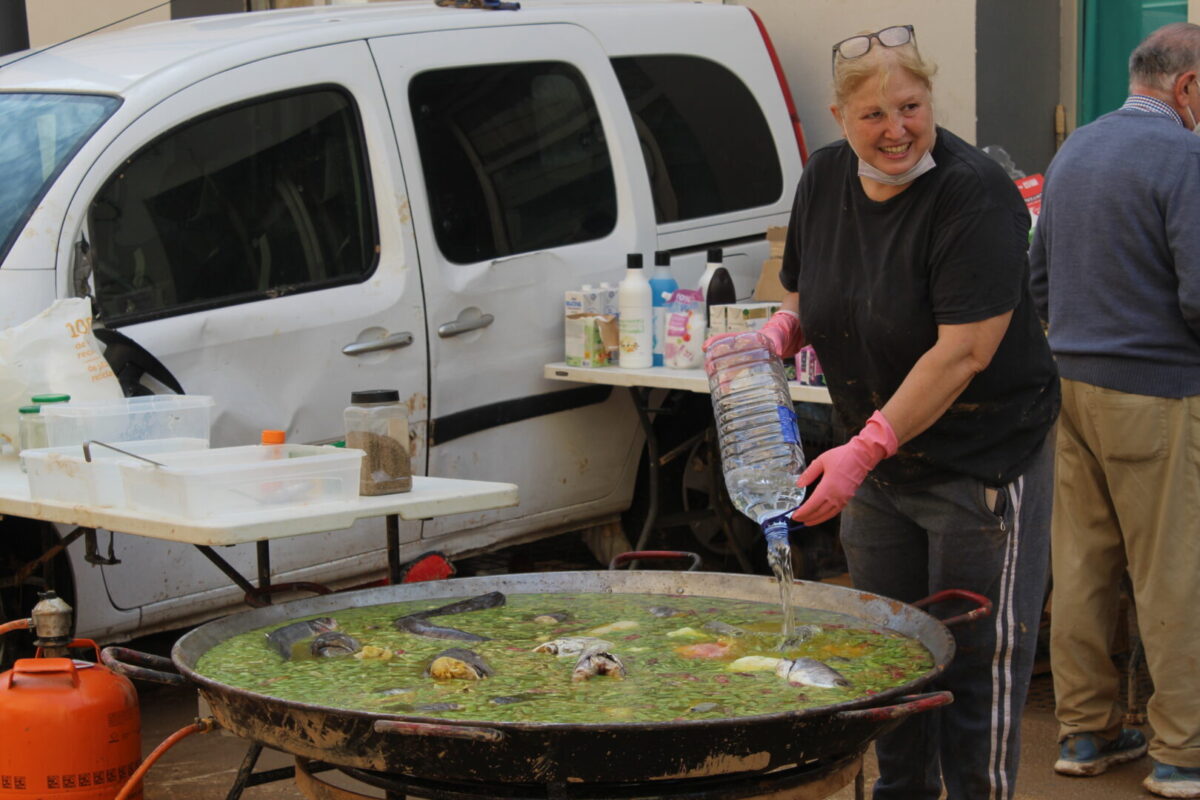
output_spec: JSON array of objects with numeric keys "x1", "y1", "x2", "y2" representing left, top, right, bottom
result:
[
  {"x1": 256, "y1": 541, "x2": 271, "y2": 599},
  {"x1": 629, "y1": 387, "x2": 659, "y2": 553},
  {"x1": 387, "y1": 514, "x2": 401, "y2": 584},
  {"x1": 195, "y1": 545, "x2": 259, "y2": 597}
]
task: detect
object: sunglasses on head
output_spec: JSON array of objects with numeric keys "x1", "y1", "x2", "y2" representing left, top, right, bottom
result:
[{"x1": 831, "y1": 25, "x2": 916, "y2": 68}]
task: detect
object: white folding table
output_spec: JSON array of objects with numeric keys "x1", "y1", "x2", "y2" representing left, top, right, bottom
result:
[{"x1": 0, "y1": 455, "x2": 518, "y2": 603}]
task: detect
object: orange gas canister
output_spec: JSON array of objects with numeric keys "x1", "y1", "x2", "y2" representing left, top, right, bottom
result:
[{"x1": 0, "y1": 641, "x2": 142, "y2": 800}]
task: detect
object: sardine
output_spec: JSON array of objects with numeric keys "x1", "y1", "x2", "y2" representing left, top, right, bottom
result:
[
  {"x1": 571, "y1": 649, "x2": 627, "y2": 682},
  {"x1": 775, "y1": 656, "x2": 851, "y2": 688},
  {"x1": 532, "y1": 637, "x2": 614, "y2": 657},
  {"x1": 647, "y1": 606, "x2": 694, "y2": 618},
  {"x1": 265, "y1": 617, "x2": 338, "y2": 660},
  {"x1": 393, "y1": 592, "x2": 504, "y2": 641},
  {"x1": 425, "y1": 647, "x2": 495, "y2": 680},
  {"x1": 405, "y1": 592, "x2": 507, "y2": 620},
  {"x1": 702, "y1": 620, "x2": 749, "y2": 638},
  {"x1": 688, "y1": 701, "x2": 721, "y2": 713},
  {"x1": 310, "y1": 631, "x2": 360, "y2": 658},
  {"x1": 394, "y1": 615, "x2": 490, "y2": 642}
]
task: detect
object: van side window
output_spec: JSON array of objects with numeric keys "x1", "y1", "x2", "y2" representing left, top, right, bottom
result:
[
  {"x1": 90, "y1": 87, "x2": 377, "y2": 323},
  {"x1": 409, "y1": 62, "x2": 616, "y2": 264},
  {"x1": 612, "y1": 56, "x2": 782, "y2": 223}
]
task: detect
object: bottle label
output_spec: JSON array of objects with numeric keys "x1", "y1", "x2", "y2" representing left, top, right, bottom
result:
[{"x1": 776, "y1": 405, "x2": 799, "y2": 444}]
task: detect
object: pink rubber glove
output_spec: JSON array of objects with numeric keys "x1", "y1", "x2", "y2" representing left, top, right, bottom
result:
[
  {"x1": 702, "y1": 310, "x2": 804, "y2": 358},
  {"x1": 791, "y1": 410, "x2": 898, "y2": 526}
]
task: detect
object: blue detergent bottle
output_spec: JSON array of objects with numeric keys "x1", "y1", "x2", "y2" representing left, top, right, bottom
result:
[{"x1": 649, "y1": 250, "x2": 678, "y2": 367}]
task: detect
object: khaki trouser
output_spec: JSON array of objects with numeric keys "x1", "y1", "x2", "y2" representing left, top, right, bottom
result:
[{"x1": 1050, "y1": 378, "x2": 1200, "y2": 767}]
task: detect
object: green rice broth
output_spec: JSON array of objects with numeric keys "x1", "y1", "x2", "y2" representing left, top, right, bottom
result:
[{"x1": 195, "y1": 593, "x2": 933, "y2": 724}]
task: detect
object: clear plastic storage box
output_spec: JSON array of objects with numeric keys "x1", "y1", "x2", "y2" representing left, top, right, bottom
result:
[
  {"x1": 118, "y1": 444, "x2": 364, "y2": 519},
  {"x1": 22, "y1": 438, "x2": 210, "y2": 506},
  {"x1": 40, "y1": 395, "x2": 214, "y2": 448}
]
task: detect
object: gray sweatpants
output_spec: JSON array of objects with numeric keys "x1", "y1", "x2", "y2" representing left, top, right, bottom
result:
[{"x1": 839, "y1": 436, "x2": 1053, "y2": 800}]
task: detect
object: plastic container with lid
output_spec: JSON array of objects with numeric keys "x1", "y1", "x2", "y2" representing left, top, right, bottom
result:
[
  {"x1": 30, "y1": 393, "x2": 71, "y2": 405},
  {"x1": 39, "y1": 395, "x2": 213, "y2": 448},
  {"x1": 17, "y1": 406, "x2": 46, "y2": 464},
  {"x1": 16, "y1": 394, "x2": 71, "y2": 468},
  {"x1": 23, "y1": 437, "x2": 209, "y2": 506},
  {"x1": 118, "y1": 444, "x2": 363, "y2": 518},
  {"x1": 344, "y1": 390, "x2": 411, "y2": 495}
]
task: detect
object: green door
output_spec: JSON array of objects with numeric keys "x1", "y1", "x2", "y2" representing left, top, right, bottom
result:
[{"x1": 1078, "y1": 0, "x2": 1187, "y2": 126}]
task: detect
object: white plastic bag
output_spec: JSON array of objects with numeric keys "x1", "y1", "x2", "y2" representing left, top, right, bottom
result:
[{"x1": 0, "y1": 298, "x2": 123, "y2": 452}]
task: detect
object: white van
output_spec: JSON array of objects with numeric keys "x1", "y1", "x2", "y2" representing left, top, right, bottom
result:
[{"x1": 0, "y1": 0, "x2": 803, "y2": 646}]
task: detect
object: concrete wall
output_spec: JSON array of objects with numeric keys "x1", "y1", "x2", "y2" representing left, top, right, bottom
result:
[
  {"x1": 731, "y1": 1, "x2": 978, "y2": 155},
  {"x1": 25, "y1": 0, "x2": 170, "y2": 48}
]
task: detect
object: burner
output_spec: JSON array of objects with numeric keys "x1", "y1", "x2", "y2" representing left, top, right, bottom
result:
[{"x1": 294, "y1": 750, "x2": 865, "y2": 800}]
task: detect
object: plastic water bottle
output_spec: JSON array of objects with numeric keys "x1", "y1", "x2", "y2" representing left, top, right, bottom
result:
[
  {"x1": 705, "y1": 331, "x2": 806, "y2": 543},
  {"x1": 707, "y1": 331, "x2": 806, "y2": 643},
  {"x1": 649, "y1": 251, "x2": 678, "y2": 367}
]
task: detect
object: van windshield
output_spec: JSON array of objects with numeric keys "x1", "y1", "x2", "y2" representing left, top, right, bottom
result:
[{"x1": 0, "y1": 92, "x2": 120, "y2": 264}]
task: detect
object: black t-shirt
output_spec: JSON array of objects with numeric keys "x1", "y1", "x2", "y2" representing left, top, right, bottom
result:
[{"x1": 780, "y1": 127, "x2": 1059, "y2": 487}]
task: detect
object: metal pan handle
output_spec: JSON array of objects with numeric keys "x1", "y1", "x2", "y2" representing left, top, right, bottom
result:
[
  {"x1": 828, "y1": 690, "x2": 953, "y2": 723},
  {"x1": 608, "y1": 551, "x2": 701, "y2": 571},
  {"x1": 911, "y1": 589, "x2": 993, "y2": 628},
  {"x1": 100, "y1": 646, "x2": 189, "y2": 687},
  {"x1": 373, "y1": 719, "x2": 505, "y2": 742}
]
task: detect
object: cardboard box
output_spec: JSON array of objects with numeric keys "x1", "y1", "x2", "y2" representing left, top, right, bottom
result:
[
  {"x1": 565, "y1": 314, "x2": 618, "y2": 367},
  {"x1": 706, "y1": 304, "x2": 727, "y2": 335},
  {"x1": 767, "y1": 225, "x2": 787, "y2": 259},
  {"x1": 723, "y1": 301, "x2": 781, "y2": 331},
  {"x1": 753, "y1": 256, "x2": 788, "y2": 302},
  {"x1": 584, "y1": 284, "x2": 618, "y2": 316}
]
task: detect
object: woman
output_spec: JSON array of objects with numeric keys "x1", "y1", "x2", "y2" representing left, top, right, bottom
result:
[{"x1": 751, "y1": 25, "x2": 1059, "y2": 800}]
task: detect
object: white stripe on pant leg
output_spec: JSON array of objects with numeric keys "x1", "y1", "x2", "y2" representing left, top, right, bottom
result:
[{"x1": 988, "y1": 477, "x2": 1023, "y2": 800}]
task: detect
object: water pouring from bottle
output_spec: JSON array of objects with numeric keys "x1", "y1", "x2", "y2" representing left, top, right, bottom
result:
[{"x1": 706, "y1": 333, "x2": 807, "y2": 647}]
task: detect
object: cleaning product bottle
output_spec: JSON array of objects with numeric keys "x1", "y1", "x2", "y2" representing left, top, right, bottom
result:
[
  {"x1": 649, "y1": 251, "x2": 678, "y2": 367},
  {"x1": 618, "y1": 253, "x2": 653, "y2": 368},
  {"x1": 697, "y1": 247, "x2": 737, "y2": 317}
]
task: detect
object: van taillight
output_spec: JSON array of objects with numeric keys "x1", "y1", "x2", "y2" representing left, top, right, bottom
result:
[{"x1": 748, "y1": 8, "x2": 808, "y2": 165}]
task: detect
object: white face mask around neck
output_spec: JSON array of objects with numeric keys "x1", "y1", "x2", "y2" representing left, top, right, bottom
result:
[{"x1": 843, "y1": 126, "x2": 938, "y2": 186}]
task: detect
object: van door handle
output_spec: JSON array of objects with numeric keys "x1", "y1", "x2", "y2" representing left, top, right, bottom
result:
[
  {"x1": 342, "y1": 332, "x2": 414, "y2": 356},
  {"x1": 438, "y1": 313, "x2": 494, "y2": 338}
]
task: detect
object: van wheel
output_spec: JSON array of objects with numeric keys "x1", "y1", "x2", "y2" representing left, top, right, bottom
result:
[
  {"x1": 678, "y1": 437, "x2": 765, "y2": 572},
  {"x1": 0, "y1": 520, "x2": 75, "y2": 670},
  {"x1": 619, "y1": 392, "x2": 766, "y2": 573}
]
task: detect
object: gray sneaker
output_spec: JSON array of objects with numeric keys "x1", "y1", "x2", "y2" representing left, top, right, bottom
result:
[
  {"x1": 1054, "y1": 728, "x2": 1148, "y2": 776},
  {"x1": 1144, "y1": 760, "x2": 1200, "y2": 798}
]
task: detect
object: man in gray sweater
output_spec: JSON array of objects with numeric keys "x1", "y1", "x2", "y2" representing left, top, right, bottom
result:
[{"x1": 1030, "y1": 21, "x2": 1200, "y2": 799}]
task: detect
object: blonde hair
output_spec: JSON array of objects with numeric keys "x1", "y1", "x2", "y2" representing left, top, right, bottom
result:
[{"x1": 832, "y1": 37, "x2": 937, "y2": 109}]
